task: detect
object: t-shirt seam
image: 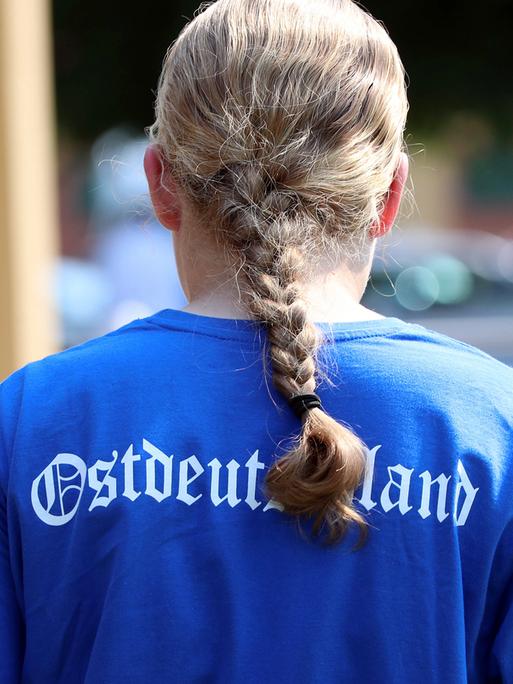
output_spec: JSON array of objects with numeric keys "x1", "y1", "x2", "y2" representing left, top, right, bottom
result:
[
  {"x1": 144, "y1": 317, "x2": 414, "y2": 344},
  {"x1": 143, "y1": 317, "x2": 265, "y2": 344}
]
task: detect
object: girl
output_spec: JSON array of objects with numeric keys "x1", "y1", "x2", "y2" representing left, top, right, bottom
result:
[{"x1": 1, "y1": 0, "x2": 512, "y2": 681}]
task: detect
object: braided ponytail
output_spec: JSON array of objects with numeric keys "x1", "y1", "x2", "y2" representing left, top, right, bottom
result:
[
  {"x1": 149, "y1": 0, "x2": 408, "y2": 546},
  {"x1": 211, "y1": 164, "x2": 369, "y2": 546}
]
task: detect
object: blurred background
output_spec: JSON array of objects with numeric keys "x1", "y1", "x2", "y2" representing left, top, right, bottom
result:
[{"x1": 0, "y1": 0, "x2": 512, "y2": 379}]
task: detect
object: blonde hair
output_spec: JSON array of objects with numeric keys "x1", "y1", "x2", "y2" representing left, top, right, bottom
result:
[{"x1": 149, "y1": 0, "x2": 408, "y2": 546}]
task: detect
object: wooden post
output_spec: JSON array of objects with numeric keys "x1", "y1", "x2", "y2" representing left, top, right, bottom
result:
[{"x1": 0, "y1": 0, "x2": 59, "y2": 379}]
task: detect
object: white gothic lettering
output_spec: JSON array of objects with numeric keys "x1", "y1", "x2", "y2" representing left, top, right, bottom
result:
[{"x1": 30, "y1": 441, "x2": 479, "y2": 528}]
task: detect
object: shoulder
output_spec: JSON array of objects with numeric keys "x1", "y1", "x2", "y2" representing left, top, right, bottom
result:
[
  {"x1": 0, "y1": 315, "x2": 166, "y2": 393},
  {"x1": 0, "y1": 316, "x2": 171, "y2": 483},
  {"x1": 392, "y1": 321, "x2": 513, "y2": 389},
  {"x1": 368, "y1": 319, "x2": 513, "y2": 381},
  {"x1": 0, "y1": 317, "x2": 156, "y2": 439},
  {"x1": 330, "y1": 319, "x2": 513, "y2": 421}
]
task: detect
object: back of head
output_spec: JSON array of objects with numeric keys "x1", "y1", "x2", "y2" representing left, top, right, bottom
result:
[{"x1": 148, "y1": 0, "x2": 408, "y2": 547}]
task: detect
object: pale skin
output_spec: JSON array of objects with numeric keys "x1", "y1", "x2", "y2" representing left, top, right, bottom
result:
[{"x1": 144, "y1": 146, "x2": 409, "y2": 323}]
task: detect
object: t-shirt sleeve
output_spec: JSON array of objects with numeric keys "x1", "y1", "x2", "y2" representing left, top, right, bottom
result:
[
  {"x1": 0, "y1": 484, "x2": 24, "y2": 682},
  {"x1": 487, "y1": 517, "x2": 513, "y2": 683},
  {"x1": 490, "y1": 598, "x2": 513, "y2": 683},
  {"x1": 0, "y1": 370, "x2": 25, "y2": 683}
]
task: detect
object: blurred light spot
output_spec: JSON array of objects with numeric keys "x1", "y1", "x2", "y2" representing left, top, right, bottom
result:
[
  {"x1": 497, "y1": 241, "x2": 513, "y2": 283},
  {"x1": 395, "y1": 266, "x2": 439, "y2": 311},
  {"x1": 54, "y1": 258, "x2": 113, "y2": 328},
  {"x1": 109, "y1": 300, "x2": 153, "y2": 330},
  {"x1": 465, "y1": 232, "x2": 507, "y2": 281},
  {"x1": 424, "y1": 254, "x2": 474, "y2": 304}
]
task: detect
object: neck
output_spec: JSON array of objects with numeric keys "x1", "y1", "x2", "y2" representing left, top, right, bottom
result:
[
  {"x1": 182, "y1": 297, "x2": 383, "y2": 323},
  {"x1": 180, "y1": 263, "x2": 383, "y2": 323},
  {"x1": 172, "y1": 220, "x2": 382, "y2": 323}
]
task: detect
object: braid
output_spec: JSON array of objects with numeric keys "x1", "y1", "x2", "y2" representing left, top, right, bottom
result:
[
  {"x1": 245, "y1": 245, "x2": 318, "y2": 396},
  {"x1": 149, "y1": 0, "x2": 409, "y2": 546},
  {"x1": 214, "y1": 165, "x2": 370, "y2": 547}
]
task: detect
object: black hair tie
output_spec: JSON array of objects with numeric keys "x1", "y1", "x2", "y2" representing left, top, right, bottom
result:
[{"x1": 288, "y1": 393, "x2": 322, "y2": 418}]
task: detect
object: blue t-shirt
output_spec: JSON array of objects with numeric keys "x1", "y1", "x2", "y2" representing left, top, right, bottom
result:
[{"x1": 1, "y1": 308, "x2": 512, "y2": 684}]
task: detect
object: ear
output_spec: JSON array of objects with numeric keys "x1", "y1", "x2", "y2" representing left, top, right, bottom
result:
[
  {"x1": 144, "y1": 144, "x2": 181, "y2": 231},
  {"x1": 369, "y1": 152, "x2": 409, "y2": 239}
]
